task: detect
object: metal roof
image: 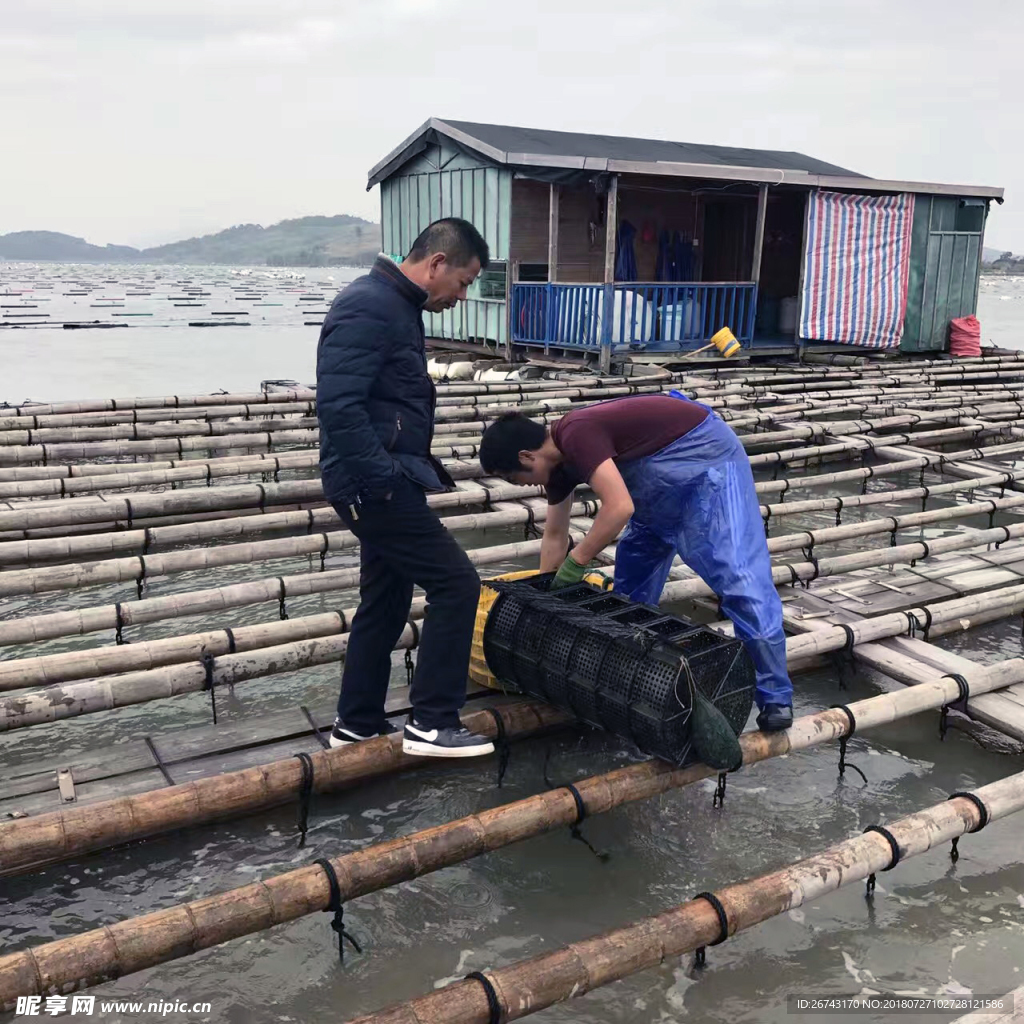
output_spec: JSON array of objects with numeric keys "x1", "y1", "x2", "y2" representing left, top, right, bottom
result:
[{"x1": 366, "y1": 118, "x2": 1004, "y2": 200}]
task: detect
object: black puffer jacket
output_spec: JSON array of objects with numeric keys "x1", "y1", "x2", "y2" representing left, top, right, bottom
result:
[{"x1": 316, "y1": 256, "x2": 454, "y2": 503}]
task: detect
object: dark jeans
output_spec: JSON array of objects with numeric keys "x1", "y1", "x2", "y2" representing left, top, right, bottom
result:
[{"x1": 331, "y1": 476, "x2": 480, "y2": 732}]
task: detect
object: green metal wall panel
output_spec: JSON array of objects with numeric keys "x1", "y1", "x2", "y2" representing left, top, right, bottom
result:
[
  {"x1": 374, "y1": 146, "x2": 511, "y2": 343},
  {"x1": 901, "y1": 196, "x2": 986, "y2": 352}
]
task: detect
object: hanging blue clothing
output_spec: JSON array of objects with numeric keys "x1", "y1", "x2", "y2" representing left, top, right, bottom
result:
[
  {"x1": 613, "y1": 406, "x2": 792, "y2": 709},
  {"x1": 614, "y1": 220, "x2": 638, "y2": 282}
]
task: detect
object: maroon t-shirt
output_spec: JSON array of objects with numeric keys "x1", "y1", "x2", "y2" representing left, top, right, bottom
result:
[{"x1": 545, "y1": 395, "x2": 709, "y2": 504}]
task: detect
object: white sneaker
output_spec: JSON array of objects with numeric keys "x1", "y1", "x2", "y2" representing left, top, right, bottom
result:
[{"x1": 402, "y1": 717, "x2": 495, "y2": 758}]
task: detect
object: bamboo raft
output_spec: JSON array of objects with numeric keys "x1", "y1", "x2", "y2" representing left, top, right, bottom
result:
[{"x1": 3, "y1": 354, "x2": 1024, "y2": 1018}]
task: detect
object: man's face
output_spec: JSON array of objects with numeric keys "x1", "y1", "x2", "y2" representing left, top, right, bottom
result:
[
  {"x1": 504, "y1": 450, "x2": 552, "y2": 486},
  {"x1": 422, "y1": 254, "x2": 481, "y2": 313}
]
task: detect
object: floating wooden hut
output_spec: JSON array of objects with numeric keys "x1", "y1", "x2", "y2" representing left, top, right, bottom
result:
[{"x1": 368, "y1": 118, "x2": 1004, "y2": 367}]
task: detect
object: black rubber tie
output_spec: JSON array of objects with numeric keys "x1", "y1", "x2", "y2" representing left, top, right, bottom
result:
[
  {"x1": 306, "y1": 508, "x2": 315, "y2": 534},
  {"x1": 114, "y1": 602, "x2": 128, "y2": 646},
  {"x1": 483, "y1": 707, "x2": 511, "y2": 788},
  {"x1": 801, "y1": 552, "x2": 820, "y2": 589},
  {"x1": 136, "y1": 555, "x2": 147, "y2": 600},
  {"x1": 202, "y1": 652, "x2": 219, "y2": 724},
  {"x1": 301, "y1": 705, "x2": 330, "y2": 749},
  {"x1": 313, "y1": 857, "x2": 361, "y2": 962},
  {"x1": 910, "y1": 540, "x2": 931, "y2": 569},
  {"x1": 830, "y1": 703, "x2": 867, "y2": 785},
  {"x1": 257, "y1": 483, "x2": 266, "y2": 513},
  {"x1": 59, "y1": 477, "x2": 66, "y2": 498},
  {"x1": 142, "y1": 527, "x2": 154, "y2": 556},
  {"x1": 561, "y1": 782, "x2": 608, "y2": 862},
  {"x1": 277, "y1": 577, "x2": 289, "y2": 620},
  {"x1": 834, "y1": 496, "x2": 844, "y2": 528},
  {"x1": 407, "y1": 618, "x2": 421, "y2": 650},
  {"x1": 319, "y1": 533, "x2": 329, "y2": 572},
  {"x1": 861, "y1": 465, "x2": 875, "y2": 495},
  {"x1": 863, "y1": 823, "x2": 901, "y2": 896},
  {"x1": 939, "y1": 672, "x2": 970, "y2": 741},
  {"x1": 906, "y1": 607, "x2": 933, "y2": 642},
  {"x1": 293, "y1": 751, "x2": 315, "y2": 847},
  {"x1": 833, "y1": 623, "x2": 857, "y2": 690},
  {"x1": 464, "y1": 972, "x2": 503, "y2": 1024},
  {"x1": 948, "y1": 788, "x2": 990, "y2": 851},
  {"x1": 712, "y1": 771, "x2": 728, "y2": 809},
  {"x1": 693, "y1": 890, "x2": 730, "y2": 968},
  {"x1": 995, "y1": 525, "x2": 1012, "y2": 551},
  {"x1": 144, "y1": 735, "x2": 175, "y2": 787},
  {"x1": 124, "y1": 498, "x2": 134, "y2": 531}
]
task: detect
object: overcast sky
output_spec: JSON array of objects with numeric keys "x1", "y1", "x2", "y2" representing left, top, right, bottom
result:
[{"x1": 2, "y1": 0, "x2": 1019, "y2": 250}]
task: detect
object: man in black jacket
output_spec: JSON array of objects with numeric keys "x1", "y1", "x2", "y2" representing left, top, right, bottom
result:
[{"x1": 317, "y1": 218, "x2": 494, "y2": 757}]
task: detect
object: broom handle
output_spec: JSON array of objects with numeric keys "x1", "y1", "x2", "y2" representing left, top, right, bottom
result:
[{"x1": 682, "y1": 342, "x2": 717, "y2": 358}]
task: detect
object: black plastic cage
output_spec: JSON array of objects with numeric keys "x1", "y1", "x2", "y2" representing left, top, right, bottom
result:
[{"x1": 482, "y1": 574, "x2": 755, "y2": 766}]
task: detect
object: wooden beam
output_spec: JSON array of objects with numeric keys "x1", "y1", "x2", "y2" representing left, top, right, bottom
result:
[
  {"x1": 603, "y1": 175, "x2": 618, "y2": 284},
  {"x1": 547, "y1": 184, "x2": 559, "y2": 283},
  {"x1": 751, "y1": 183, "x2": 769, "y2": 284},
  {"x1": 794, "y1": 189, "x2": 812, "y2": 346},
  {"x1": 599, "y1": 175, "x2": 619, "y2": 374}
]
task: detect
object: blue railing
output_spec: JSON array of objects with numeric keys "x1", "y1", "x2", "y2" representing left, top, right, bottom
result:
[{"x1": 511, "y1": 282, "x2": 757, "y2": 353}]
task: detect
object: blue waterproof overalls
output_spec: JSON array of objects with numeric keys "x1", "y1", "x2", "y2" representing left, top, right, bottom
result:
[{"x1": 614, "y1": 398, "x2": 792, "y2": 709}]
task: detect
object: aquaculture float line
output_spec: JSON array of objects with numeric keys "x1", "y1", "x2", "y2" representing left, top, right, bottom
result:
[
  {"x1": 0, "y1": 700, "x2": 571, "y2": 879},
  {"x1": 349, "y1": 771, "x2": 1024, "y2": 1024},
  {"x1": 1, "y1": 659, "x2": 1020, "y2": 1008}
]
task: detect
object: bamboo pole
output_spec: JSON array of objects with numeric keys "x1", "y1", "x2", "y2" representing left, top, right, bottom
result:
[
  {"x1": 350, "y1": 773, "x2": 1024, "y2": 1024},
  {"x1": 0, "y1": 531, "x2": 572, "y2": 652},
  {"x1": 0, "y1": 417, "x2": 1007, "y2": 537},
  {"x1": 0, "y1": 400, "x2": 317, "y2": 432},
  {"x1": 0, "y1": 429, "x2": 322, "y2": 467},
  {"x1": 1, "y1": 445, "x2": 1005, "y2": 595},
  {"x1": 0, "y1": 480, "x2": 544, "y2": 567},
  {"x1": 4, "y1": 493, "x2": 1023, "y2": 691},
  {"x1": 4, "y1": 550, "x2": 1024, "y2": 733},
  {"x1": 1, "y1": 467, "x2": 1019, "y2": 651},
  {"x1": 665, "y1": 525, "x2": 1024, "y2": 603},
  {"x1": 0, "y1": 494, "x2": 574, "y2": 598},
  {"x1": 0, "y1": 451, "x2": 323, "y2": 499},
  {"x1": 2, "y1": 605, "x2": 1023, "y2": 878},
  {"x1": 4, "y1": 390, "x2": 316, "y2": 417},
  {"x1": 3, "y1": 400, "x2": 316, "y2": 429},
  {"x1": 0, "y1": 700, "x2": 572, "y2": 879},
  {"x1": 1, "y1": 660, "x2": 1021, "y2": 1006},
  {"x1": 951, "y1": 985, "x2": 1024, "y2": 1024}
]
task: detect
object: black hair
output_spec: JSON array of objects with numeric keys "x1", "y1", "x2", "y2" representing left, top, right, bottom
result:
[
  {"x1": 479, "y1": 412, "x2": 548, "y2": 474},
  {"x1": 407, "y1": 217, "x2": 490, "y2": 270}
]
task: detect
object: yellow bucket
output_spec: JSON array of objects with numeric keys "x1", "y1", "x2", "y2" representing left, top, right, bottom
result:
[
  {"x1": 709, "y1": 326, "x2": 741, "y2": 358},
  {"x1": 469, "y1": 569, "x2": 615, "y2": 691}
]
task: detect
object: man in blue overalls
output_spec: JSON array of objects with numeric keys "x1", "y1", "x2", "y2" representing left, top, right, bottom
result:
[{"x1": 479, "y1": 393, "x2": 793, "y2": 732}]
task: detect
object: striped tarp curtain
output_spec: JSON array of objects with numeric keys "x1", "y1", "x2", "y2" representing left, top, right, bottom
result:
[{"x1": 799, "y1": 191, "x2": 915, "y2": 349}]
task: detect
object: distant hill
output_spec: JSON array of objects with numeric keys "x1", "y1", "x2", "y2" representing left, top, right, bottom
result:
[
  {"x1": 0, "y1": 215, "x2": 381, "y2": 267},
  {"x1": 0, "y1": 231, "x2": 140, "y2": 262}
]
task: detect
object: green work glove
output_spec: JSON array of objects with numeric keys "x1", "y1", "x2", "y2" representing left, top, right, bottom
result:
[{"x1": 550, "y1": 554, "x2": 592, "y2": 591}]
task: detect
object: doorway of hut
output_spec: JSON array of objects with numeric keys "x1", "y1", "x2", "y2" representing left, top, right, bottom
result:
[{"x1": 753, "y1": 190, "x2": 805, "y2": 344}]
